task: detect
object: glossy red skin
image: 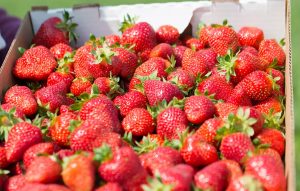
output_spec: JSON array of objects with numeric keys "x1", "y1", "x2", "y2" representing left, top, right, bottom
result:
[
  {"x1": 113, "y1": 47, "x2": 138, "y2": 79},
  {"x1": 105, "y1": 34, "x2": 121, "y2": 46},
  {"x1": 227, "y1": 84, "x2": 252, "y2": 106},
  {"x1": 195, "y1": 118, "x2": 224, "y2": 146},
  {"x1": 116, "y1": 91, "x2": 147, "y2": 117},
  {"x1": 0, "y1": 147, "x2": 9, "y2": 168},
  {"x1": 215, "y1": 102, "x2": 238, "y2": 119},
  {"x1": 23, "y1": 142, "x2": 55, "y2": 169},
  {"x1": 13, "y1": 46, "x2": 57, "y2": 81},
  {"x1": 221, "y1": 159, "x2": 243, "y2": 184},
  {"x1": 197, "y1": 48, "x2": 217, "y2": 70},
  {"x1": 56, "y1": 149, "x2": 75, "y2": 160},
  {"x1": 185, "y1": 38, "x2": 205, "y2": 51},
  {"x1": 182, "y1": 51, "x2": 208, "y2": 77},
  {"x1": 241, "y1": 46, "x2": 259, "y2": 56},
  {"x1": 47, "y1": 71, "x2": 74, "y2": 88},
  {"x1": 173, "y1": 45, "x2": 188, "y2": 67},
  {"x1": 184, "y1": 95, "x2": 216, "y2": 124},
  {"x1": 121, "y1": 22, "x2": 157, "y2": 53},
  {"x1": 4, "y1": 175, "x2": 26, "y2": 191},
  {"x1": 220, "y1": 132, "x2": 255, "y2": 164},
  {"x1": 238, "y1": 27, "x2": 264, "y2": 49},
  {"x1": 198, "y1": 25, "x2": 213, "y2": 46},
  {"x1": 156, "y1": 25, "x2": 179, "y2": 44},
  {"x1": 256, "y1": 128, "x2": 285, "y2": 156},
  {"x1": 259, "y1": 39, "x2": 286, "y2": 67},
  {"x1": 149, "y1": 43, "x2": 174, "y2": 59},
  {"x1": 167, "y1": 67, "x2": 195, "y2": 91},
  {"x1": 1, "y1": 103, "x2": 25, "y2": 119},
  {"x1": 5, "y1": 122, "x2": 42, "y2": 163},
  {"x1": 4, "y1": 85, "x2": 38, "y2": 116},
  {"x1": 92, "y1": 132, "x2": 123, "y2": 152},
  {"x1": 70, "y1": 78, "x2": 92, "y2": 96},
  {"x1": 181, "y1": 135, "x2": 218, "y2": 167},
  {"x1": 134, "y1": 57, "x2": 170, "y2": 79},
  {"x1": 86, "y1": 77, "x2": 111, "y2": 95},
  {"x1": 19, "y1": 183, "x2": 71, "y2": 191},
  {"x1": 194, "y1": 161, "x2": 229, "y2": 191},
  {"x1": 95, "y1": 182, "x2": 123, "y2": 191},
  {"x1": 50, "y1": 43, "x2": 72, "y2": 59},
  {"x1": 254, "y1": 96, "x2": 282, "y2": 115},
  {"x1": 245, "y1": 153, "x2": 286, "y2": 191},
  {"x1": 226, "y1": 175, "x2": 263, "y2": 191},
  {"x1": 157, "y1": 107, "x2": 188, "y2": 140}
]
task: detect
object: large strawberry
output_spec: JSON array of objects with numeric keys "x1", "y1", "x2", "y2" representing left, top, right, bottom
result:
[
  {"x1": 70, "y1": 77, "x2": 92, "y2": 96},
  {"x1": 156, "y1": 25, "x2": 179, "y2": 44},
  {"x1": 13, "y1": 46, "x2": 57, "y2": 81},
  {"x1": 258, "y1": 39, "x2": 286, "y2": 67},
  {"x1": 238, "y1": 27, "x2": 264, "y2": 49},
  {"x1": 226, "y1": 84, "x2": 252, "y2": 106},
  {"x1": 32, "y1": 11, "x2": 78, "y2": 48},
  {"x1": 149, "y1": 43, "x2": 174, "y2": 59},
  {"x1": 182, "y1": 50, "x2": 208, "y2": 77},
  {"x1": 197, "y1": 48, "x2": 217, "y2": 70},
  {"x1": 113, "y1": 47, "x2": 138, "y2": 79},
  {"x1": 215, "y1": 102, "x2": 238, "y2": 119}
]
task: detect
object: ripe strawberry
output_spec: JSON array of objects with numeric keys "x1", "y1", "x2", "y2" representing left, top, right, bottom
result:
[
  {"x1": 122, "y1": 108, "x2": 154, "y2": 136},
  {"x1": 56, "y1": 149, "x2": 75, "y2": 160},
  {"x1": 13, "y1": 46, "x2": 57, "y2": 81},
  {"x1": 181, "y1": 48, "x2": 195, "y2": 69},
  {"x1": 19, "y1": 183, "x2": 71, "y2": 191},
  {"x1": 173, "y1": 45, "x2": 188, "y2": 67},
  {"x1": 149, "y1": 43, "x2": 174, "y2": 59},
  {"x1": 62, "y1": 153, "x2": 95, "y2": 191},
  {"x1": 238, "y1": 27, "x2": 264, "y2": 49},
  {"x1": 215, "y1": 102, "x2": 238, "y2": 119},
  {"x1": 23, "y1": 142, "x2": 55, "y2": 169},
  {"x1": 5, "y1": 122, "x2": 42, "y2": 163},
  {"x1": 195, "y1": 117, "x2": 224, "y2": 146},
  {"x1": 245, "y1": 153, "x2": 286, "y2": 191},
  {"x1": 49, "y1": 112, "x2": 78, "y2": 146},
  {"x1": 70, "y1": 77, "x2": 92, "y2": 96},
  {"x1": 220, "y1": 132, "x2": 255, "y2": 164},
  {"x1": 0, "y1": 147, "x2": 9, "y2": 168},
  {"x1": 241, "y1": 46, "x2": 259, "y2": 56},
  {"x1": 144, "y1": 80, "x2": 183, "y2": 106},
  {"x1": 92, "y1": 132, "x2": 123, "y2": 152},
  {"x1": 138, "y1": 48, "x2": 152, "y2": 62},
  {"x1": 221, "y1": 159, "x2": 243, "y2": 184},
  {"x1": 50, "y1": 43, "x2": 73, "y2": 60},
  {"x1": 254, "y1": 96, "x2": 283, "y2": 115},
  {"x1": 140, "y1": 134, "x2": 165, "y2": 146},
  {"x1": 255, "y1": 128, "x2": 285, "y2": 156},
  {"x1": 194, "y1": 161, "x2": 229, "y2": 191},
  {"x1": 157, "y1": 107, "x2": 188, "y2": 139},
  {"x1": 197, "y1": 76, "x2": 234, "y2": 101},
  {"x1": 266, "y1": 67, "x2": 285, "y2": 95},
  {"x1": 185, "y1": 38, "x2": 205, "y2": 51},
  {"x1": 226, "y1": 175, "x2": 264, "y2": 191},
  {"x1": 182, "y1": 51, "x2": 208, "y2": 77},
  {"x1": 197, "y1": 48, "x2": 217, "y2": 70},
  {"x1": 113, "y1": 47, "x2": 138, "y2": 79},
  {"x1": 25, "y1": 156, "x2": 61, "y2": 184},
  {"x1": 95, "y1": 182, "x2": 123, "y2": 191},
  {"x1": 105, "y1": 34, "x2": 121, "y2": 46},
  {"x1": 134, "y1": 57, "x2": 170, "y2": 79},
  {"x1": 184, "y1": 95, "x2": 216, "y2": 124},
  {"x1": 181, "y1": 135, "x2": 218, "y2": 167},
  {"x1": 198, "y1": 24, "x2": 213, "y2": 46},
  {"x1": 258, "y1": 39, "x2": 286, "y2": 67},
  {"x1": 32, "y1": 11, "x2": 77, "y2": 48},
  {"x1": 4, "y1": 85, "x2": 37, "y2": 117},
  {"x1": 240, "y1": 71, "x2": 275, "y2": 101},
  {"x1": 86, "y1": 76, "x2": 122, "y2": 97},
  {"x1": 4, "y1": 175, "x2": 26, "y2": 191},
  {"x1": 167, "y1": 67, "x2": 195, "y2": 93},
  {"x1": 156, "y1": 25, "x2": 179, "y2": 44},
  {"x1": 226, "y1": 84, "x2": 252, "y2": 106}
]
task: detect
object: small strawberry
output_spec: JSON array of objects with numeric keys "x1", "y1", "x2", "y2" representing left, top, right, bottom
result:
[
  {"x1": 197, "y1": 48, "x2": 217, "y2": 70},
  {"x1": 50, "y1": 43, "x2": 73, "y2": 60},
  {"x1": 194, "y1": 161, "x2": 229, "y2": 191},
  {"x1": 185, "y1": 38, "x2": 205, "y2": 51},
  {"x1": 258, "y1": 39, "x2": 286, "y2": 67},
  {"x1": 254, "y1": 96, "x2": 283, "y2": 115},
  {"x1": 238, "y1": 27, "x2": 264, "y2": 49},
  {"x1": 95, "y1": 182, "x2": 123, "y2": 191},
  {"x1": 173, "y1": 45, "x2": 188, "y2": 67},
  {"x1": 134, "y1": 57, "x2": 170, "y2": 79},
  {"x1": 13, "y1": 46, "x2": 57, "y2": 81},
  {"x1": 5, "y1": 122, "x2": 42, "y2": 163},
  {"x1": 105, "y1": 34, "x2": 121, "y2": 46},
  {"x1": 182, "y1": 51, "x2": 208, "y2": 77},
  {"x1": 70, "y1": 77, "x2": 92, "y2": 96},
  {"x1": 4, "y1": 175, "x2": 26, "y2": 191},
  {"x1": 215, "y1": 102, "x2": 238, "y2": 119},
  {"x1": 156, "y1": 25, "x2": 179, "y2": 44},
  {"x1": 149, "y1": 43, "x2": 174, "y2": 59},
  {"x1": 86, "y1": 76, "x2": 123, "y2": 97},
  {"x1": 4, "y1": 85, "x2": 38, "y2": 116},
  {"x1": 47, "y1": 71, "x2": 74, "y2": 89},
  {"x1": 226, "y1": 175, "x2": 264, "y2": 191},
  {"x1": 113, "y1": 47, "x2": 138, "y2": 79},
  {"x1": 167, "y1": 67, "x2": 195, "y2": 93}
]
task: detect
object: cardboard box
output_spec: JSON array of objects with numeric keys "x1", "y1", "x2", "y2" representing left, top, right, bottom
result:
[{"x1": 0, "y1": 0, "x2": 295, "y2": 190}]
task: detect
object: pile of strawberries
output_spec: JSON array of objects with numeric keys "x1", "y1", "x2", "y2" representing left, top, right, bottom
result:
[{"x1": 0, "y1": 11, "x2": 287, "y2": 191}]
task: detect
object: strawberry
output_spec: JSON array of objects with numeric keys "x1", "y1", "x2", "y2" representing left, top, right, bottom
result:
[
  {"x1": 56, "y1": 149, "x2": 75, "y2": 160},
  {"x1": 156, "y1": 25, "x2": 179, "y2": 44},
  {"x1": 92, "y1": 132, "x2": 123, "y2": 152},
  {"x1": 157, "y1": 107, "x2": 188, "y2": 139},
  {"x1": 215, "y1": 102, "x2": 238, "y2": 119},
  {"x1": 266, "y1": 67, "x2": 285, "y2": 95},
  {"x1": 105, "y1": 34, "x2": 121, "y2": 47},
  {"x1": 95, "y1": 182, "x2": 123, "y2": 191},
  {"x1": 238, "y1": 27, "x2": 264, "y2": 49},
  {"x1": 25, "y1": 156, "x2": 61, "y2": 184},
  {"x1": 173, "y1": 45, "x2": 188, "y2": 67},
  {"x1": 70, "y1": 77, "x2": 92, "y2": 96},
  {"x1": 8, "y1": 162, "x2": 23, "y2": 176},
  {"x1": 241, "y1": 46, "x2": 258, "y2": 56},
  {"x1": 49, "y1": 112, "x2": 78, "y2": 146},
  {"x1": 50, "y1": 43, "x2": 73, "y2": 60},
  {"x1": 254, "y1": 96, "x2": 283, "y2": 115},
  {"x1": 4, "y1": 85, "x2": 38, "y2": 116},
  {"x1": 194, "y1": 161, "x2": 229, "y2": 191},
  {"x1": 244, "y1": 153, "x2": 286, "y2": 191},
  {"x1": 138, "y1": 48, "x2": 152, "y2": 62},
  {"x1": 195, "y1": 117, "x2": 224, "y2": 146},
  {"x1": 62, "y1": 153, "x2": 95, "y2": 191},
  {"x1": 181, "y1": 135, "x2": 218, "y2": 167},
  {"x1": 197, "y1": 48, "x2": 217, "y2": 70},
  {"x1": 184, "y1": 95, "x2": 216, "y2": 124},
  {"x1": 258, "y1": 39, "x2": 286, "y2": 67},
  {"x1": 122, "y1": 108, "x2": 154, "y2": 136},
  {"x1": 134, "y1": 57, "x2": 170, "y2": 79},
  {"x1": 19, "y1": 183, "x2": 71, "y2": 191},
  {"x1": 4, "y1": 175, "x2": 26, "y2": 191},
  {"x1": 47, "y1": 71, "x2": 74, "y2": 88},
  {"x1": 240, "y1": 70, "x2": 276, "y2": 101},
  {"x1": 149, "y1": 43, "x2": 174, "y2": 59},
  {"x1": 0, "y1": 147, "x2": 9, "y2": 168},
  {"x1": 113, "y1": 47, "x2": 138, "y2": 79},
  {"x1": 220, "y1": 132, "x2": 255, "y2": 164},
  {"x1": 198, "y1": 24, "x2": 213, "y2": 46},
  {"x1": 226, "y1": 175, "x2": 264, "y2": 191},
  {"x1": 86, "y1": 76, "x2": 123, "y2": 97},
  {"x1": 23, "y1": 142, "x2": 55, "y2": 169},
  {"x1": 185, "y1": 38, "x2": 205, "y2": 51},
  {"x1": 167, "y1": 67, "x2": 195, "y2": 93},
  {"x1": 32, "y1": 11, "x2": 77, "y2": 48},
  {"x1": 226, "y1": 84, "x2": 252, "y2": 106},
  {"x1": 5, "y1": 122, "x2": 42, "y2": 163},
  {"x1": 182, "y1": 51, "x2": 208, "y2": 77},
  {"x1": 1, "y1": 103, "x2": 25, "y2": 119},
  {"x1": 255, "y1": 128, "x2": 285, "y2": 156},
  {"x1": 221, "y1": 159, "x2": 243, "y2": 184},
  {"x1": 13, "y1": 46, "x2": 57, "y2": 81}
]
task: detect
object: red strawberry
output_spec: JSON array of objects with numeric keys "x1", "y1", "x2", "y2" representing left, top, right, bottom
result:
[
  {"x1": 1, "y1": 103, "x2": 25, "y2": 119},
  {"x1": 56, "y1": 149, "x2": 75, "y2": 160},
  {"x1": 122, "y1": 108, "x2": 154, "y2": 136},
  {"x1": 50, "y1": 43, "x2": 73, "y2": 60},
  {"x1": 32, "y1": 11, "x2": 77, "y2": 48},
  {"x1": 181, "y1": 48, "x2": 194, "y2": 70},
  {"x1": 105, "y1": 34, "x2": 121, "y2": 46},
  {"x1": 184, "y1": 95, "x2": 216, "y2": 124},
  {"x1": 182, "y1": 51, "x2": 208, "y2": 77},
  {"x1": 149, "y1": 43, "x2": 174, "y2": 59},
  {"x1": 215, "y1": 102, "x2": 238, "y2": 119},
  {"x1": 19, "y1": 183, "x2": 71, "y2": 191},
  {"x1": 23, "y1": 142, "x2": 55, "y2": 169},
  {"x1": 86, "y1": 76, "x2": 122, "y2": 97},
  {"x1": 220, "y1": 132, "x2": 255, "y2": 164},
  {"x1": 141, "y1": 134, "x2": 165, "y2": 146},
  {"x1": 144, "y1": 80, "x2": 183, "y2": 106},
  {"x1": 245, "y1": 153, "x2": 286, "y2": 191},
  {"x1": 5, "y1": 122, "x2": 42, "y2": 163},
  {"x1": 47, "y1": 71, "x2": 74, "y2": 89},
  {"x1": 134, "y1": 57, "x2": 170, "y2": 79},
  {"x1": 4, "y1": 85, "x2": 37, "y2": 116},
  {"x1": 254, "y1": 96, "x2": 283, "y2": 115},
  {"x1": 240, "y1": 71, "x2": 275, "y2": 101},
  {"x1": 185, "y1": 38, "x2": 205, "y2": 51},
  {"x1": 227, "y1": 84, "x2": 252, "y2": 106},
  {"x1": 198, "y1": 25, "x2": 213, "y2": 46},
  {"x1": 157, "y1": 107, "x2": 188, "y2": 139},
  {"x1": 25, "y1": 156, "x2": 61, "y2": 184},
  {"x1": 173, "y1": 45, "x2": 188, "y2": 67},
  {"x1": 95, "y1": 182, "x2": 123, "y2": 191},
  {"x1": 0, "y1": 147, "x2": 9, "y2": 168},
  {"x1": 4, "y1": 175, "x2": 26, "y2": 191},
  {"x1": 194, "y1": 161, "x2": 229, "y2": 191},
  {"x1": 13, "y1": 46, "x2": 57, "y2": 81},
  {"x1": 167, "y1": 67, "x2": 195, "y2": 93},
  {"x1": 255, "y1": 128, "x2": 285, "y2": 156},
  {"x1": 239, "y1": 106, "x2": 264, "y2": 136},
  {"x1": 49, "y1": 112, "x2": 78, "y2": 146},
  {"x1": 156, "y1": 25, "x2": 179, "y2": 44},
  {"x1": 113, "y1": 47, "x2": 138, "y2": 79},
  {"x1": 241, "y1": 46, "x2": 258, "y2": 56},
  {"x1": 92, "y1": 132, "x2": 123, "y2": 152},
  {"x1": 266, "y1": 68, "x2": 285, "y2": 95},
  {"x1": 195, "y1": 117, "x2": 224, "y2": 146},
  {"x1": 221, "y1": 159, "x2": 243, "y2": 184},
  {"x1": 226, "y1": 175, "x2": 264, "y2": 191},
  {"x1": 62, "y1": 153, "x2": 95, "y2": 191},
  {"x1": 70, "y1": 77, "x2": 92, "y2": 96},
  {"x1": 238, "y1": 27, "x2": 264, "y2": 49},
  {"x1": 197, "y1": 48, "x2": 217, "y2": 70},
  {"x1": 138, "y1": 48, "x2": 152, "y2": 62},
  {"x1": 181, "y1": 135, "x2": 218, "y2": 167},
  {"x1": 258, "y1": 39, "x2": 286, "y2": 67}
]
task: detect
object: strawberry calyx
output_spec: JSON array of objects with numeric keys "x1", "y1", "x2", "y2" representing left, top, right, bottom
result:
[
  {"x1": 57, "y1": 51, "x2": 75, "y2": 74},
  {"x1": 142, "y1": 172, "x2": 174, "y2": 191},
  {"x1": 68, "y1": 119, "x2": 82, "y2": 133},
  {"x1": 165, "y1": 55, "x2": 176, "y2": 74},
  {"x1": 107, "y1": 75, "x2": 124, "y2": 97},
  {"x1": 216, "y1": 49, "x2": 238, "y2": 82},
  {"x1": 93, "y1": 144, "x2": 113, "y2": 164},
  {"x1": 167, "y1": 128, "x2": 190, "y2": 150},
  {"x1": 26, "y1": 81, "x2": 42, "y2": 92},
  {"x1": 135, "y1": 70, "x2": 160, "y2": 94},
  {"x1": 122, "y1": 132, "x2": 134, "y2": 146},
  {"x1": 119, "y1": 14, "x2": 136, "y2": 33},
  {"x1": 134, "y1": 135, "x2": 159, "y2": 154},
  {"x1": 211, "y1": 19, "x2": 232, "y2": 28},
  {"x1": 237, "y1": 175, "x2": 264, "y2": 191},
  {"x1": 268, "y1": 58, "x2": 285, "y2": 71},
  {"x1": 0, "y1": 106, "x2": 23, "y2": 141},
  {"x1": 91, "y1": 46, "x2": 117, "y2": 65},
  {"x1": 262, "y1": 109, "x2": 284, "y2": 130},
  {"x1": 267, "y1": 73, "x2": 280, "y2": 91},
  {"x1": 55, "y1": 10, "x2": 79, "y2": 44}
]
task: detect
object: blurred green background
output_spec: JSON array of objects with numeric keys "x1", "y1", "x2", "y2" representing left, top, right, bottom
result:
[{"x1": 1, "y1": 0, "x2": 300, "y2": 189}]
